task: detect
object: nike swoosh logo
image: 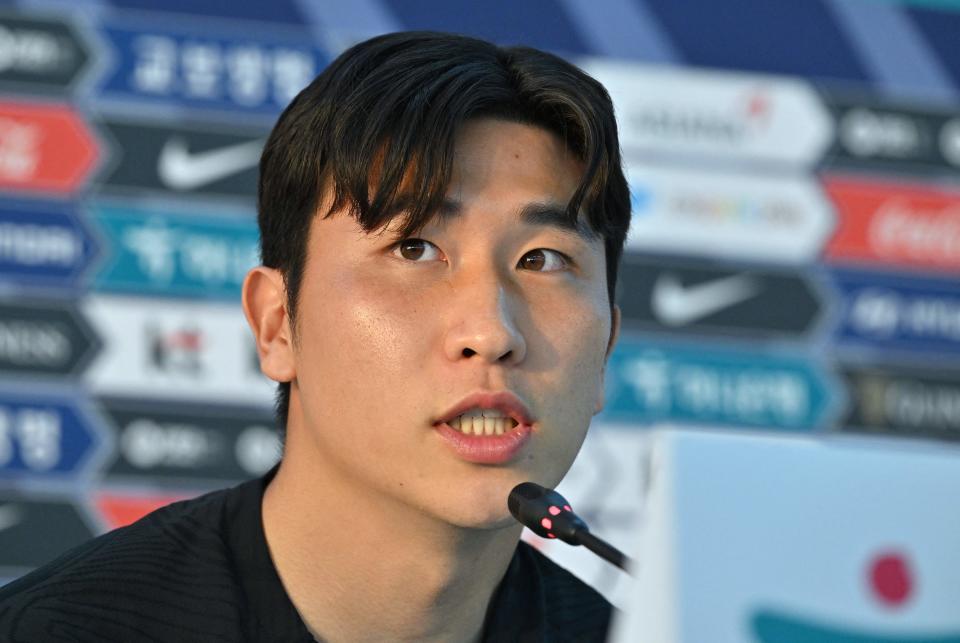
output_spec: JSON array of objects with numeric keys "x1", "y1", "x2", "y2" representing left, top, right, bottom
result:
[
  {"x1": 0, "y1": 504, "x2": 23, "y2": 533},
  {"x1": 157, "y1": 136, "x2": 264, "y2": 190},
  {"x1": 652, "y1": 272, "x2": 760, "y2": 327}
]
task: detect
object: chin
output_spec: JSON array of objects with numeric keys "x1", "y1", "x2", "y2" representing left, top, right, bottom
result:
[
  {"x1": 444, "y1": 508, "x2": 519, "y2": 532},
  {"x1": 425, "y1": 473, "x2": 530, "y2": 531}
]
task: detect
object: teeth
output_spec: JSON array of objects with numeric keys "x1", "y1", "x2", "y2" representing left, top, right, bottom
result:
[
  {"x1": 484, "y1": 417, "x2": 495, "y2": 435},
  {"x1": 442, "y1": 404, "x2": 524, "y2": 435},
  {"x1": 462, "y1": 408, "x2": 506, "y2": 418},
  {"x1": 447, "y1": 413, "x2": 519, "y2": 435}
]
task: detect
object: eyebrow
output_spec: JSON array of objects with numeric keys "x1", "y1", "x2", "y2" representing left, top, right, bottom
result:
[{"x1": 437, "y1": 198, "x2": 597, "y2": 240}]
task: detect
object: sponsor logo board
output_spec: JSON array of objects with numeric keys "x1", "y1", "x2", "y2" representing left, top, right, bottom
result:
[
  {"x1": 92, "y1": 204, "x2": 258, "y2": 299},
  {"x1": 603, "y1": 340, "x2": 836, "y2": 431},
  {"x1": 626, "y1": 164, "x2": 833, "y2": 263},
  {"x1": 618, "y1": 254, "x2": 823, "y2": 338},
  {"x1": 833, "y1": 269, "x2": 960, "y2": 356},
  {"x1": 97, "y1": 21, "x2": 325, "y2": 114},
  {"x1": 99, "y1": 398, "x2": 280, "y2": 483},
  {"x1": 0, "y1": 494, "x2": 95, "y2": 572},
  {"x1": 97, "y1": 119, "x2": 265, "y2": 198},
  {"x1": 0, "y1": 299, "x2": 100, "y2": 377},
  {"x1": 83, "y1": 295, "x2": 275, "y2": 404},
  {"x1": 580, "y1": 59, "x2": 832, "y2": 168},
  {"x1": 0, "y1": 392, "x2": 101, "y2": 477},
  {"x1": 0, "y1": 12, "x2": 92, "y2": 92},
  {"x1": 0, "y1": 101, "x2": 99, "y2": 194},
  {"x1": 842, "y1": 365, "x2": 960, "y2": 442},
  {"x1": 828, "y1": 98, "x2": 960, "y2": 175},
  {"x1": 824, "y1": 177, "x2": 960, "y2": 274},
  {"x1": 0, "y1": 202, "x2": 98, "y2": 287}
]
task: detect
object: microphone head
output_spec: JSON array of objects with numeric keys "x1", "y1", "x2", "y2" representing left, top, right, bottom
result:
[{"x1": 508, "y1": 482, "x2": 588, "y2": 545}]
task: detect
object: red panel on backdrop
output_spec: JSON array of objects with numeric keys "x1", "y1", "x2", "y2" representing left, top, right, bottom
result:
[
  {"x1": 823, "y1": 176, "x2": 960, "y2": 274},
  {"x1": 95, "y1": 492, "x2": 191, "y2": 529},
  {"x1": 0, "y1": 101, "x2": 99, "y2": 194}
]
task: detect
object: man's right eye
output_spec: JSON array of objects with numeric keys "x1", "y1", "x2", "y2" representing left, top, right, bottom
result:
[{"x1": 391, "y1": 238, "x2": 443, "y2": 262}]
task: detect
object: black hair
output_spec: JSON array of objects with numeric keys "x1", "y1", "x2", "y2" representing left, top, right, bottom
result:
[{"x1": 258, "y1": 31, "x2": 630, "y2": 434}]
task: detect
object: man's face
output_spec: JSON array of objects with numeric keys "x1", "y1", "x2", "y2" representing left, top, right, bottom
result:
[{"x1": 287, "y1": 118, "x2": 619, "y2": 528}]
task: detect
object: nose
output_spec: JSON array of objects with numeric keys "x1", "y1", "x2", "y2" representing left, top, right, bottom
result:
[{"x1": 443, "y1": 276, "x2": 527, "y2": 365}]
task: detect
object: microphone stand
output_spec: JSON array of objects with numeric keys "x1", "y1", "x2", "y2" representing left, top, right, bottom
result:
[{"x1": 508, "y1": 482, "x2": 632, "y2": 573}]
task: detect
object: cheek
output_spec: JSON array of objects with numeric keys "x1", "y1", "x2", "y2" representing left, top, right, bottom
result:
[
  {"x1": 291, "y1": 272, "x2": 439, "y2": 465},
  {"x1": 351, "y1": 275, "x2": 436, "y2": 359},
  {"x1": 534, "y1": 299, "x2": 610, "y2": 420},
  {"x1": 560, "y1": 306, "x2": 611, "y2": 410},
  {"x1": 297, "y1": 268, "x2": 431, "y2": 394},
  {"x1": 532, "y1": 308, "x2": 609, "y2": 482},
  {"x1": 538, "y1": 290, "x2": 610, "y2": 373}
]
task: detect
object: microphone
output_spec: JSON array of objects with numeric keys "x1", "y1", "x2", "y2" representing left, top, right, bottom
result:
[{"x1": 508, "y1": 482, "x2": 631, "y2": 572}]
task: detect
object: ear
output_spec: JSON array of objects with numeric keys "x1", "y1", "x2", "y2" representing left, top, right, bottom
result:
[
  {"x1": 594, "y1": 304, "x2": 621, "y2": 415},
  {"x1": 242, "y1": 266, "x2": 296, "y2": 383}
]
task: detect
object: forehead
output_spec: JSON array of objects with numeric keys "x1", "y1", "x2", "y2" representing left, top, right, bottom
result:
[
  {"x1": 313, "y1": 118, "x2": 595, "y2": 243},
  {"x1": 428, "y1": 118, "x2": 593, "y2": 233},
  {"x1": 399, "y1": 119, "x2": 590, "y2": 232},
  {"x1": 452, "y1": 118, "x2": 582, "y2": 177}
]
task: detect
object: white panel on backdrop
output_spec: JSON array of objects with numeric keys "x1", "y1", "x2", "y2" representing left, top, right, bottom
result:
[
  {"x1": 579, "y1": 58, "x2": 833, "y2": 169},
  {"x1": 82, "y1": 295, "x2": 275, "y2": 405},
  {"x1": 624, "y1": 164, "x2": 835, "y2": 264},
  {"x1": 611, "y1": 428, "x2": 960, "y2": 643}
]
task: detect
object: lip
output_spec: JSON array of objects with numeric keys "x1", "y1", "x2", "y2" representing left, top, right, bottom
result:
[{"x1": 433, "y1": 391, "x2": 535, "y2": 464}]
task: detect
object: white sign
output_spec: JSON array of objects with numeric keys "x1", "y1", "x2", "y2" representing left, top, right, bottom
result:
[
  {"x1": 82, "y1": 295, "x2": 274, "y2": 404},
  {"x1": 580, "y1": 59, "x2": 833, "y2": 168},
  {"x1": 625, "y1": 163, "x2": 834, "y2": 263},
  {"x1": 611, "y1": 428, "x2": 960, "y2": 643}
]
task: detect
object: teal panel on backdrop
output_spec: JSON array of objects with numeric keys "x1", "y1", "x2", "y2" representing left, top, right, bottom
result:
[
  {"x1": 603, "y1": 339, "x2": 837, "y2": 431},
  {"x1": 92, "y1": 205, "x2": 259, "y2": 299}
]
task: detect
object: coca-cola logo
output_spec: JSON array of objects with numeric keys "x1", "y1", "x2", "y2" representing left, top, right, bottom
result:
[{"x1": 868, "y1": 198, "x2": 960, "y2": 263}]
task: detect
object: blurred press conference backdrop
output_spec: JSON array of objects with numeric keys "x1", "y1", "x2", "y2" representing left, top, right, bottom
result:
[{"x1": 0, "y1": 0, "x2": 958, "y2": 616}]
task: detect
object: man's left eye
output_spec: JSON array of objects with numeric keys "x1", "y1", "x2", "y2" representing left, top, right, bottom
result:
[{"x1": 518, "y1": 249, "x2": 568, "y2": 272}]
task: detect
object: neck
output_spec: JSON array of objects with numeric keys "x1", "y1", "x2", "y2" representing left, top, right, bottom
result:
[{"x1": 262, "y1": 432, "x2": 523, "y2": 642}]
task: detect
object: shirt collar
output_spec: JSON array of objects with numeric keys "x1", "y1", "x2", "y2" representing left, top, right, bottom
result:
[
  {"x1": 223, "y1": 466, "x2": 546, "y2": 642},
  {"x1": 223, "y1": 466, "x2": 315, "y2": 642}
]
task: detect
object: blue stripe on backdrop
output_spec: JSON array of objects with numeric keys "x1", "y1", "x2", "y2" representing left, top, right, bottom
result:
[
  {"x1": 878, "y1": 0, "x2": 960, "y2": 10},
  {"x1": 906, "y1": 5, "x2": 960, "y2": 92},
  {"x1": 12, "y1": 0, "x2": 110, "y2": 17},
  {"x1": 641, "y1": 0, "x2": 872, "y2": 85},
  {"x1": 104, "y1": 0, "x2": 308, "y2": 25},
  {"x1": 295, "y1": 0, "x2": 402, "y2": 44},
  {"x1": 557, "y1": 0, "x2": 680, "y2": 62},
  {"x1": 381, "y1": 0, "x2": 592, "y2": 55},
  {"x1": 826, "y1": 0, "x2": 959, "y2": 103}
]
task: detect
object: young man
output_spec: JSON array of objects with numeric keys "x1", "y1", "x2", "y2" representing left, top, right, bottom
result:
[{"x1": 0, "y1": 32, "x2": 629, "y2": 642}]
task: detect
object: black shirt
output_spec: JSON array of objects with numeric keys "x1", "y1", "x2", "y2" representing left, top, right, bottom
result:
[{"x1": 0, "y1": 471, "x2": 612, "y2": 642}]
